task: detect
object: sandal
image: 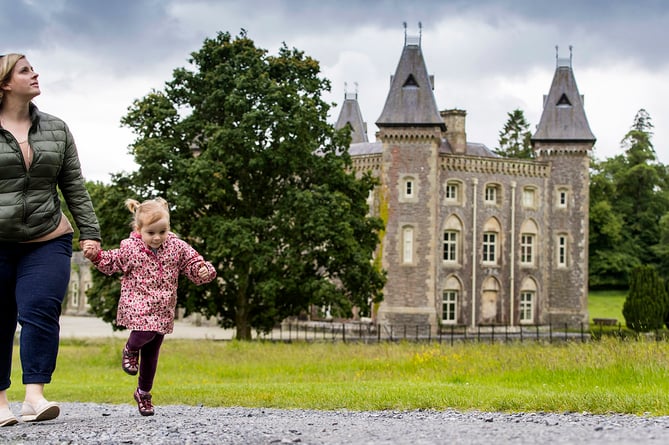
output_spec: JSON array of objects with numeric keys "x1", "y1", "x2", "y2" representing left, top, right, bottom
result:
[
  {"x1": 0, "y1": 407, "x2": 18, "y2": 427},
  {"x1": 20, "y1": 399, "x2": 60, "y2": 422},
  {"x1": 122, "y1": 345, "x2": 139, "y2": 375},
  {"x1": 133, "y1": 388, "x2": 154, "y2": 416}
]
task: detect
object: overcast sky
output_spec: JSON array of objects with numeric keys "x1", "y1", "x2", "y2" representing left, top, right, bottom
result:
[{"x1": 4, "y1": 0, "x2": 669, "y2": 182}]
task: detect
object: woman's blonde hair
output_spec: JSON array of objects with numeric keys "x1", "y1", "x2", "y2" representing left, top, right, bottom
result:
[
  {"x1": 0, "y1": 53, "x2": 25, "y2": 104},
  {"x1": 125, "y1": 197, "x2": 170, "y2": 230}
]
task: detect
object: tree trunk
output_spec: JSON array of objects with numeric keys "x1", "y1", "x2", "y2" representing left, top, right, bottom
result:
[{"x1": 234, "y1": 272, "x2": 252, "y2": 340}]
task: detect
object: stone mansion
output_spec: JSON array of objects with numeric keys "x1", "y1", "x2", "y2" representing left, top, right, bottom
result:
[{"x1": 335, "y1": 34, "x2": 594, "y2": 330}]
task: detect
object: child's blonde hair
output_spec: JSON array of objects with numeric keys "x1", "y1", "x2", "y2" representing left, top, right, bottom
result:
[{"x1": 126, "y1": 198, "x2": 170, "y2": 230}]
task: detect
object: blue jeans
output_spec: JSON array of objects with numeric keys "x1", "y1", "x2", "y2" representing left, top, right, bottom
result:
[{"x1": 0, "y1": 233, "x2": 73, "y2": 390}]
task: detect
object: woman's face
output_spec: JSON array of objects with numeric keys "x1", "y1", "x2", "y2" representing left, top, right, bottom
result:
[{"x1": 2, "y1": 58, "x2": 40, "y2": 101}]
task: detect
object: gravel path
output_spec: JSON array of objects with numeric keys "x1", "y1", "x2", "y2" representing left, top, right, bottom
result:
[{"x1": 2, "y1": 403, "x2": 669, "y2": 444}]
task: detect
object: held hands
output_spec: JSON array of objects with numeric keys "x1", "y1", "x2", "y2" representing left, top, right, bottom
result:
[{"x1": 81, "y1": 240, "x2": 101, "y2": 261}]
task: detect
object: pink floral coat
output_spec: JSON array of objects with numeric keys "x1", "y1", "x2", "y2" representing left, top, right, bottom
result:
[{"x1": 92, "y1": 232, "x2": 216, "y2": 334}]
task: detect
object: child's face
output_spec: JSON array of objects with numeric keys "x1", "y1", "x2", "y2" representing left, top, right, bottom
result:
[{"x1": 139, "y1": 217, "x2": 169, "y2": 249}]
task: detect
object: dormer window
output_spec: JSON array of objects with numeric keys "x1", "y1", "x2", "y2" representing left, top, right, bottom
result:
[
  {"x1": 556, "y1": 93, "x2": 572, "y2": 107},
  {"x1": 403, "y1": 74, "x2": 419, "y2": 88}
]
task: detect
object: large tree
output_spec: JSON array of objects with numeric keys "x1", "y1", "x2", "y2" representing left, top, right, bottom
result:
[
  {"x1": 494, "y1": 109, "x2": 533, "y2": 159},
  {"x1": 88, "y1": 31, "x2": 385, "y2": 340},
  {"x1": 588, "y1": 109, "x2": 669, "y2": 288}
]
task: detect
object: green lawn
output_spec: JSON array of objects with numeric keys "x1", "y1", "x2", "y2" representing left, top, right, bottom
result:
[
  {"x1": 6, "y1": 337, "x2": 668, "y2": 415},
  {"x1": 588, "y1": 290, "x2": 626, "y2": 323},
  {"x1": 8, "y1": 290, "x2": 662, "y2": 416}
]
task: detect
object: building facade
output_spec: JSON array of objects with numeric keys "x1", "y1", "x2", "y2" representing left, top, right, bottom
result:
[
  {"x1": 65, "y1": 251, "x2": 94, "y2": 315},
  {"x1": 337, "y1": 35, "x2": 595, "y2": 331}
]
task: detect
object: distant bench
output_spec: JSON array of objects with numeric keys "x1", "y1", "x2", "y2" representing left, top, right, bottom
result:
[{"x1": 593, "y1": 318, "x2": 618, "y2": 326}]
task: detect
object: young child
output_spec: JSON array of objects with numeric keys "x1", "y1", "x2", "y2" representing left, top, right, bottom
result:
[{"x1": 83, "y1": 198, "x2": 216, "y2": 416}]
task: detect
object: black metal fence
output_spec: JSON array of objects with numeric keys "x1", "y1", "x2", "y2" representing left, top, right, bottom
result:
[{"x1": 256, "y1": 321, "x2": 596, "y2": 343}]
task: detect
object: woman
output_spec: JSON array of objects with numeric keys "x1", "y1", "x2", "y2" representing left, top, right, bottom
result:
[{"x1": 0, "y1": 53, "x2": 101, "y2": 426}]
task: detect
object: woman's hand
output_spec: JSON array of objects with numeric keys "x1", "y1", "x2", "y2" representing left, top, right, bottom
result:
[{"x1": 81, "y1": 240, "x2": 101, "y2": 261}]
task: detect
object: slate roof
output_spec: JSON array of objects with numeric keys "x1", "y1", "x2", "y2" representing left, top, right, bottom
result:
[
  {"x1": 532, "y1": 59, "x2": 596, "y2": 142},
  {"x1": 439, "y1": 140, "x2": 498, "y2": 157},
  {"x1": 349, "y1": 141, "x2": 382, "y2": 156},
  {"x1": 376, "y1": 41, "x2": 445, "y2": 129},
  {"x1": 334, "y1": 92, "x2": 369, "y2": 143}
]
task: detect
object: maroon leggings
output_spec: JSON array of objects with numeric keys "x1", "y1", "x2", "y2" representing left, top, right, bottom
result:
[{"x1": 126, "y1": 330, "x2": 165, "y2": 392}]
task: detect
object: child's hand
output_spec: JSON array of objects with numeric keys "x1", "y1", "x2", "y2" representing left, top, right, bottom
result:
[{"x1": 198, "y1": 263, "x2": 211, "y2": 279}]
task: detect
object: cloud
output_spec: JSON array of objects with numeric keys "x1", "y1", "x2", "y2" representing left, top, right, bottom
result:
[{"x1": 4, "y1": 0, "x2": 669, "y2": 182}]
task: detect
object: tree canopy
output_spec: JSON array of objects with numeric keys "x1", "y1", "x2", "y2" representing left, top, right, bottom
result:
[
  {"x1": 494, "y1": 109, "x2": 533, "y2": 159},
  {"x1": 87, "y1": 31, "x2": 385, "y2": 339},
  {"x1": 589, "y1": 109, "x2": 669, "y2": 288}
]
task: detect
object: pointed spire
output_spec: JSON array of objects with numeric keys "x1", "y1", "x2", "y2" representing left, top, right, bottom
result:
[
  {"x1": 376, "y1": 24, "x2": 445, "y2": 129},
  {"x1": 335, "y1": 82, "x2": 368, "y2": 143},
  {"x1": 533, "y1": 47, "x2": 595, "y2": 142}
]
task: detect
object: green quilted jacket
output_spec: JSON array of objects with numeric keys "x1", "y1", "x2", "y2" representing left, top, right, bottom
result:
[{"x1": 0, "y1": 104, "x2": 101, "y2": 242}]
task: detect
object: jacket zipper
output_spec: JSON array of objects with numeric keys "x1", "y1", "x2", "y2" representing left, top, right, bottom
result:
[{"x1": 2, "y1": 129, "x2": 31, "y2": 224}]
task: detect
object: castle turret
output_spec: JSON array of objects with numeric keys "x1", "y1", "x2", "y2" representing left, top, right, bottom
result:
[
  {"x1": 375, "y1": 28, "x2": 445, "y2": 328},
  {"x1": 532, "y1": 48, "x2": 595, "y2": 326},
  {"x1": 334, "y1": 89, "x2": 369, "y2": 143}
]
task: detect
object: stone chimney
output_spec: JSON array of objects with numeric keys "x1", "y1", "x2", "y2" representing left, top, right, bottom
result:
[{"x1": 441, "y1": 109, "x2": 467, "y2": 154}]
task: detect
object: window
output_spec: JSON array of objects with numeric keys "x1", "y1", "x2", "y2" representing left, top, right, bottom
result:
[
  {"x1": 520, "y1": 234, "x2": 535, "y2": 265},
  {"x1": 443, "y1": 215, "x2": 463, "y2": 265},
  {"x1": 443, "y1": 231, "x2": 457, "y2": 262},
  {"x1": 520, "y1": 291, "x2": 534, "y2": 323},
  {"x1": 401, "y1": 176, "x2": 417, "y2": 202},
  {"x1": 482, "y1": 218, "x2": 501, "y2": 265},
  {"x1": 557, "y1": 234, "x2": 568, "y2": 267},
  {"x1": 70, "y1": 281, "x2": 79, "y2": 308},
  {"x1": 483, "y1": 232, "x2": 497, "y2": 263},
  {"x1": 481, "y1": 277, "x2": 500, "y2": 322},
  {"x1": 442, "y1": 276, "x2": 461, "y2": 324},
  {"x1": 484, "y1": 185, "x2": 498, "y2": 204},
  {"x1": 445, "y1": 183, "x2": 458, "y2": 200},
  {"x1": 403, "y1": 226, "x2": 414, "y2": 264},
  {"x1": 405, "y1": 180, "x2": 413, "y2": 198},
  {"x1": 557, "y1": 188, "x2": 568, "y2": 209},
  {"x1": 520, "y1": 219, "x2": 538, "y2": 267},
  {"x1": 522, "y1": 187, "x2": 536, "y2": 208},
  {"x1": 442, "y1": 290, "x2": 458, "y2": 323},
  {"x1": 519, "y1": 277, "x2": 538, "y2": 324},
  {"x1": 445, "y1": 181, "x2": 462, "y2": 204}
]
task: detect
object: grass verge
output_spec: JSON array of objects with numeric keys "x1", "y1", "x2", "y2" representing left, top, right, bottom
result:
[{"x1": 8, "y1": 337, "x2": 669, "y2": 415}]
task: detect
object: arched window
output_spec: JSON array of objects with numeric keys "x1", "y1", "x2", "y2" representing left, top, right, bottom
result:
[
  {"x1": 443, "y1": 215, "x2": 463, "y2": 264},
  {"x1": 520, "y1": 219, "x2": 538, "y2": 267},
  {"x1": 482, "y1": 218, "x2": 501, "y2": 265},
  {"x1": 481, "y1": 277, "x2": 501, "y2": 323},
  {"x1": 519, "y1": 277, "x2": 538, "y2": 324},
  {"x1": 442, "y1": 276, "x2": 462, "y2": 324}
]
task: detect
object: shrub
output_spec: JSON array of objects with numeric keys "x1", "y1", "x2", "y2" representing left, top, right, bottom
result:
[{"x1": 623, "y1": 265, "x2": 667, "y2": 332}]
